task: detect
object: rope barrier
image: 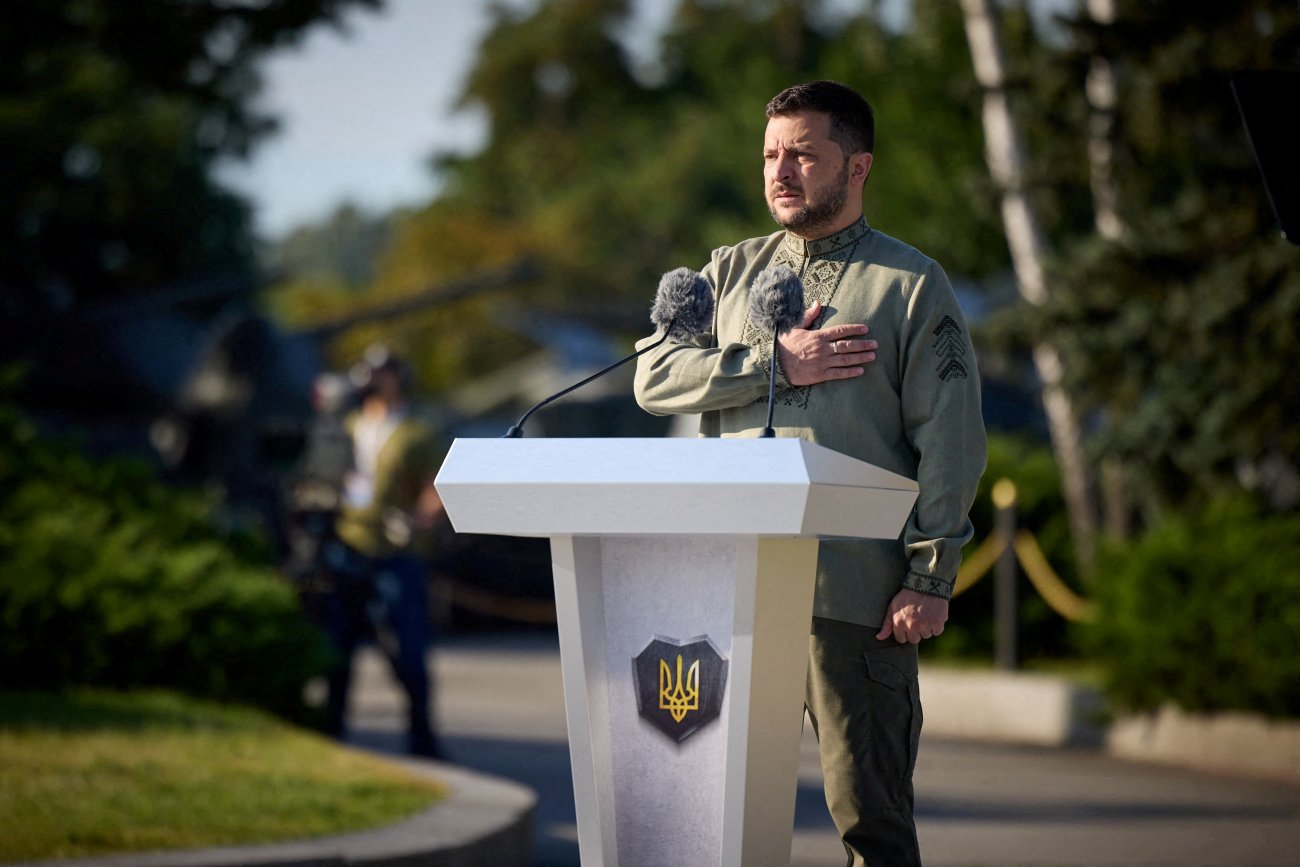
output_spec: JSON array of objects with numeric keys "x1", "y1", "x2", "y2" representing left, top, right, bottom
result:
[
  {"x1": 950, "y1": 479, "x2": 1096, "y2": 622},
  {"x1": 430, "y1": 577, "x2": 558, "y2": 624},
  {"x1": 420, "y1": 476, "x2": 1094, "y2": 626},
  {"x1": 1013, "y1": 530, "x2": 1096, "y2": 623},
  {"x1": 952, "y1": 532, "x2": 1006, "y2": 598}
]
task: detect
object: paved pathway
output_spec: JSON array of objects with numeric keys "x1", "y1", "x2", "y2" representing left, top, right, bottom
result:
[{"x1": 346, "y1": 628, "x2": 1300, "y2": 867}]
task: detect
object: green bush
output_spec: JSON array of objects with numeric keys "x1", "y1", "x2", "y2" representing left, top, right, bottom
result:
[
  {"x1": 1077, "y1": 495, "x2": 1300, "y2": 717},
  {"x1": 0, "y1": 404, "x2": 334, "y2": 721}
]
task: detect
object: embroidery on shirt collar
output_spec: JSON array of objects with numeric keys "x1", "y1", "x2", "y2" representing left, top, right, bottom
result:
[{"x1": 780, "y1": 216, "x2": 871, "y2": 260}]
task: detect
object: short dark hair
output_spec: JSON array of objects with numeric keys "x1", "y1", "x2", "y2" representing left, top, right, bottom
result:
[
  {"x1": 351, "y1": 343, "x2": 411, "y2": 397},
  {"x1": 765, "y1": 80, "x2": 875, "y2": 156}
]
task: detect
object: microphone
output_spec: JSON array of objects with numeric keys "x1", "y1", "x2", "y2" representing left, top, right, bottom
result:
[
  {"x1": 746, "y1": 265, "x2": 805, "y2": 438},
  {"x1": 503, "y1": 268, "x2": 714, "y2": 437},
  {"x1": 650, "y1": 267, "x2": 715, "y2": 340}
]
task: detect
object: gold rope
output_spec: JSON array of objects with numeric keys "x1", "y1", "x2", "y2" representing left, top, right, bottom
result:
[
  {"x1": 952, "y1": 532, "x2": 1006, "y2": 598},
  {"x1": 430, "y1": 579, "x2": 558, "y2": 624},
  {"x1": 425, "y1": 477, "x2": 1096, "y2": 626},
  {"x1": 1013, "y1": 530, "x2": 1096, "y2": 622}
]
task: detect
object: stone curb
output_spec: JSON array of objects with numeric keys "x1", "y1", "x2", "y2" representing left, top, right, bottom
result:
[
  {"x1": 921, "y1": 665, "x2": 1300, "y2": 785},
  {"x1": 9, "y1": 759, "x2": 536, "y2": 867},
  {"x1": 920, "y1": 667, "x2": 1107, "y2": 748},
  {"x1": 1108, "y1": 705, "x2": 1300, "y2": 785}
]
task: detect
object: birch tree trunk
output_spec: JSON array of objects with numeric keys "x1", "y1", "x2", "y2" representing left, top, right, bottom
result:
[
  {"x1": 960, "y1": 0, "x2": 1099, "y2": 574},
  {"x1": 1086, "y1": 0, "x2": 1124, "y2": 243},
  {"x1": 1084, "y1": 0, "x2": 1133, "y2": 538}
]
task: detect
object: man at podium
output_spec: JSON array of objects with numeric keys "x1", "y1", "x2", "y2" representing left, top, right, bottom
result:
[{"x1": 634, "y1": 80, "x2": 987, "y2": 867}]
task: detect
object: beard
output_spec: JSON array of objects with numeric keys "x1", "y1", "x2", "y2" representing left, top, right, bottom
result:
[{"x1": 767, "y1": 160, "x2": 851, "y2": 236}]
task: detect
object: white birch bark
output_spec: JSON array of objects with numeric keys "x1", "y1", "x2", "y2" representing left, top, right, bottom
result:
[
  {"x1": 1084, "y1": 0, "x2": 1133, "y2": 537},
  {"x1": 1086, "y1": 0, "x2": 1125, "y2": 243},
  {"x1": 961, "y1": 0, "x2": 1099, "y2": 573}
]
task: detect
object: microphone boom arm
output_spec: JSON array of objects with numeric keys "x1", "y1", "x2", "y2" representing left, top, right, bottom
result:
[{"x1": 503, "y1": 325, "x2": 674, "y2": 438}]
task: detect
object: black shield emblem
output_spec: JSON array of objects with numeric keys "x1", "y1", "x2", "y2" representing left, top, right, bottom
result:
[{"x1": 633, "y1": 635, "x2": 728, "y2": 743}]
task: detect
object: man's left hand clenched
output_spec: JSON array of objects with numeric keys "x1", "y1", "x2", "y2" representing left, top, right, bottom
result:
[{"x1": 876, "y1": 588, "x2": 949, "y2": 645}]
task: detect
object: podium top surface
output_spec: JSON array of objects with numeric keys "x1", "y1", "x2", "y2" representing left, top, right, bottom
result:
[{"x1": 435, "y1": 437, "x2": 918, "y2": 540}]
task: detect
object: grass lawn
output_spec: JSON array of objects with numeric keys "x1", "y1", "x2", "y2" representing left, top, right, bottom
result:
[{"x1": 0, "y1": 688, "x2": 445, "y2": 862}]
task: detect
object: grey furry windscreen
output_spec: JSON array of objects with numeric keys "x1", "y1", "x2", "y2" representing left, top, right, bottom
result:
[
  {"x1": 747, "y1": 265, "x2": 805, "y2": 335},
  {"x1": 650, "y1": 267, "x2": 714, "y2": 341}
]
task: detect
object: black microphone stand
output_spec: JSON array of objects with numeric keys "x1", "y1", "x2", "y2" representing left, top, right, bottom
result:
[
  {"x1": 760, "y1": 331, "x2": 779, "y2": 438},
  {"x1": 503, "y1": 325, "x2": 674, "y2": 438}
]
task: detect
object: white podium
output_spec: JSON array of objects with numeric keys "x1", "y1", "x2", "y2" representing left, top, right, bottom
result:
[{"x1": 435, "y1": 438, "x2": 918, "y2": 867}]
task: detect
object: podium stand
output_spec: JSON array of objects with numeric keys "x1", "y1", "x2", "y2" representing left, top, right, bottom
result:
[{"x1": 435, "y1": 438, "x2": 918, "y2": 867}]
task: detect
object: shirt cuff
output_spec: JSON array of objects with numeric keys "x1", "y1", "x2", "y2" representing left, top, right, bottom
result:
[{"x1": 903, "y1": 570, "x2": 954, "y2": 600}]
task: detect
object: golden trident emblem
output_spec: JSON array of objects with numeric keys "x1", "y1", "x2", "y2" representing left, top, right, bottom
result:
[{"x1": 658, "y1": 654, "x2": 700, "y2": 723}]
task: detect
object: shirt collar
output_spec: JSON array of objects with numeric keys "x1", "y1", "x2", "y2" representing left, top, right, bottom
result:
[{"x1": 780, "y1": 215, "x2": 871, "y2": 259}]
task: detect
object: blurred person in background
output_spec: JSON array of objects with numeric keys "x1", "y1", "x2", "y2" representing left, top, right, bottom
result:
[
  {"x1": 323, "y1": 345, "x2": 447, "y2": 759},
  {"x1": 283, "y1": 371, "x2": 356, "y2": 626}
]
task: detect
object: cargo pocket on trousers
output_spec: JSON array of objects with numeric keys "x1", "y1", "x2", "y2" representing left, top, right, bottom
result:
[{"x1": 863, "y1": 651, "x2": 923, "y2": 780}]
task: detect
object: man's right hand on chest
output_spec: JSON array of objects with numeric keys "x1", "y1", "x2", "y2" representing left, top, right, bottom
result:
[{"x1": 776, "y1": 301, "x2": 878, "y2": 386}]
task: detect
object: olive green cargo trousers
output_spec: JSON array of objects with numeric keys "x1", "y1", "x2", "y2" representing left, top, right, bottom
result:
[{"x1": 806, "y1": 616, "x2": 924, "y2": 867}]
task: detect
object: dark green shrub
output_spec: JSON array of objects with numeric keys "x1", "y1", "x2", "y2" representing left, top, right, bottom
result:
[
  {"x1": 1077, "y1": 495, "x2": 1300, "y2": 717},
  {"x1": 0, "y1": 404, "x2": 334, "y2": 721}
]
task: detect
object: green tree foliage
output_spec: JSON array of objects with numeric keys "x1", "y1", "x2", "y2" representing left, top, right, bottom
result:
[
  {"x1": 1045, "y1": 2, "x2": 1300, "y2": 512},
  {"x1": 0, "y1": 0, "x2": 379, "y2": 314},
  {"x1": 260, "y1": 202, "x2": 407, "y2": 365},
  {"x1": 0, "y1": 402, "x2": 334, "y2": 721},
  {"x1": 266, "y1": 202, "x2": 400, "y2": 289},
  {"x1": 347, "y1": 206, "x2": 543, "y2": 394},
  {"x1": 434, "y1": 0, "x2": 668, "y2": 310}
]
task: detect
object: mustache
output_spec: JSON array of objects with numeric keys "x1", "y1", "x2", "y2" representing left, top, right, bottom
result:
[{"x1": 771, "y1": 183, "x2": 803, "y2": 195}]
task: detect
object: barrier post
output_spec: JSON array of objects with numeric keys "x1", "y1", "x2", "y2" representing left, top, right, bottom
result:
[{"x1": 992, "y1": 479, "x2": 1019, "y2": 671}]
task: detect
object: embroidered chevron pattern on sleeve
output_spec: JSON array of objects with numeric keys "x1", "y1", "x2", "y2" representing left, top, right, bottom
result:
[{"x1": 932, "y1": 315, "x2": 968, "y2": 381}]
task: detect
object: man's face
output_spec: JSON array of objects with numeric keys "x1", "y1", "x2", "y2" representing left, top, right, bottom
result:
[{"x1": 763, "y1": 110, "x2": 868, "y2": 239}]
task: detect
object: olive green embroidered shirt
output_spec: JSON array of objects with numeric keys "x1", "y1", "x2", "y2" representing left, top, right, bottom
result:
[{"x1": 633, "y1": 217, "x2": 987, "y2": 629}]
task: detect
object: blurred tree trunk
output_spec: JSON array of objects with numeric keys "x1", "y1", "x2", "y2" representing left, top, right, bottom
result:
[
  {"x1": 1085, "y1": 0, "x2": 1124, "y2": 243},
  {"x1": 960, "y1": 0, "x2": 1099, "y2": 575},
  {"x1": 1083, "y1": 0, "x2": 1133, "y2": 539}
]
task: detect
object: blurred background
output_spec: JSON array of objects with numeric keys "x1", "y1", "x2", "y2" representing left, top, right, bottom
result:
[{"x1": 2, "y1": 0, "x2": 1299, "y2": 805}]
